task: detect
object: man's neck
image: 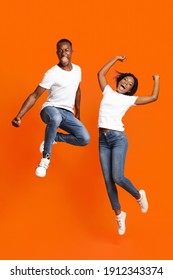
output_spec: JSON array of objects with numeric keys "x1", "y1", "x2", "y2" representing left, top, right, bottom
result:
[{"x1": 58, "y1": 62, "x2": 73, "y2": 71}]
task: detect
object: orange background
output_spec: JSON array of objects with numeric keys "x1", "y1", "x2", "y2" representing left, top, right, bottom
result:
[{"x1": 1, "y1": 0, "x2": 172, "y2": 259}]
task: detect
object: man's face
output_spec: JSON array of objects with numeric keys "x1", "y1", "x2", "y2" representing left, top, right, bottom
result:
[{"x1": 57, "y1": 42, "x2": 73, "y2": 66}]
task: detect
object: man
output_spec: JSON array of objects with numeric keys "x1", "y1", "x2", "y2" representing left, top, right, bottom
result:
[{"x1": 12, "y1": 39, "x2": 90, "y2": 177}]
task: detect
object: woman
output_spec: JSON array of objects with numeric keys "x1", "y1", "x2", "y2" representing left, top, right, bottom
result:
[{"x1": 97, "y1": 55, "x2": 160, "y2": 235}]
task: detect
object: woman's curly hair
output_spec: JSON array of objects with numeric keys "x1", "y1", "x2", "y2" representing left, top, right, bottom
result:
[{"x1": 116, "y1": 72, "x2": 138, "y2": 96}]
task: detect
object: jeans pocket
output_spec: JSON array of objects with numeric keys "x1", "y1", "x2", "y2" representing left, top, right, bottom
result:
[{"x1": 110, "y1": 130, "x2": 124, "y2": 138}]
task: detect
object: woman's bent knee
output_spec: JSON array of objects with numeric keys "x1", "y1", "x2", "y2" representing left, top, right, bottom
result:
[{"x1": 113, "y1": 175, "x2": 124, "y2": 185}]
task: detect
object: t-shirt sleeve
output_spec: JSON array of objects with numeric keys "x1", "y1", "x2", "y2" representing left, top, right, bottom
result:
[
  {"x1": 102, "y1": 84, "x2": 113, "y2": 95},
  {"x1": 128, "y1": 95, "x2": 138, "y2": 106},
  {"x1": 39, "y1": 69, "x2": 54, "y2": 89}
]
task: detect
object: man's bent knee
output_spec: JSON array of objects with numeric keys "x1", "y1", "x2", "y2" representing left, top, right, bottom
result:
[{"x1": 79, "y1": 133, "x2": 90, "y2": 146}]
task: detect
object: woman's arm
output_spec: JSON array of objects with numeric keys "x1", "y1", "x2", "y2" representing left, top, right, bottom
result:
[
  {"x1": 97, "y1": 55, "x2": 126, "y2": 91},
  {"x1": 135, "y1": 75, "x2": 160, "y2": 105}
]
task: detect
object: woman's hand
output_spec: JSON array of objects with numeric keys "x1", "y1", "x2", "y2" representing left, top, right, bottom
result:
[
  {"x1": 97, "y1": 55, "x2": 127, "y2": 91},
  {"x1": 153, "y1": 74, "x2": 160, "y2": 80},
  {"x1": 116, "y1": 55, "x2": 126, "y2": 62}
]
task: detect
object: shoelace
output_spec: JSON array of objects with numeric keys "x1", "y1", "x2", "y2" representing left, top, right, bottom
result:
[
  {"x1": 117, "y1": 219, "x2": 123, "y2": 228},
  {"x1": 137, "y1": 199, "x2": 144, "y2": 208},
  {"x1": 39, "y1": 160, "x2": 49, "y2": 168}
]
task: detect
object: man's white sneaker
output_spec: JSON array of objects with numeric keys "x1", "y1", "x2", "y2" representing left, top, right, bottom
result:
[
  {"x1": 116, "y1": 211, "x2": 126, "y2": 235},
  {"x1": 35, "y1": 158, "x2": 50, "y2": 177},
  {"x1": 39, "y1": 140, "x2": 57, "y2": 153},
  {"x1": 137, "y1": 190, "x2": 148, "y2": 213}
]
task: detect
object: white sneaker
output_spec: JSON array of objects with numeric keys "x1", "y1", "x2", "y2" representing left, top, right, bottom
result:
[
  {"x1": 137, "y1": 190, "x2": 148, "y2": 213},
  {"x1": 116, "y1": 211, "x2": 126, "y2": 235},
  {"x1": 35, "y1": 158, "x2": 50, "y2": 177},
  {"x1": 39, "y1": 140, "x2": 57, "y2": 153}
]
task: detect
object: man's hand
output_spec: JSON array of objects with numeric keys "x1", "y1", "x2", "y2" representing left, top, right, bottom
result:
[{"x1": 12, "y1": 116, "x2": 21, "y2": 127}]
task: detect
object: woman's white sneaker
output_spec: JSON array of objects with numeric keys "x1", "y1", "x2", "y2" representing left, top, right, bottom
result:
[
  {"x1": 35, "y1": 158, "x2": 50, "y2": 177},
  {"x1": 137, "y1": 190, "x2": 148, "y2": 213},
  {"x1": 116, "y1": 211, "x2": 126, "y2": 235}
]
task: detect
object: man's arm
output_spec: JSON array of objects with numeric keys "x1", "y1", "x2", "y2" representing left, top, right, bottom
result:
[
  {"x1": 12, "y1": 85, "x2": 46, "y2": 127},
  {"x1": 135, "y1": 75, "x2": 160, "y2": 105},
  {"x1": 74, "y1": 85, "x2": 81, "y2": 119}
]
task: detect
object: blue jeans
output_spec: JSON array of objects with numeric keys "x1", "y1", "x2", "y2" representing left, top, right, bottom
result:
[
  {"x1": 40, "y1": 106, "x2": 90, "y2": 158},
  {"x1": 99, "y1": 130, "x2": 139, "y2": 211}
]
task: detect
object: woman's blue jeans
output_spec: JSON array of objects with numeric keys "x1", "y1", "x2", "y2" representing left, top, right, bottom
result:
[
  {"x1": 99, "y1": 130, "x2": 139, "y2": 211},
  {"x1": 40, "y1": 106, "x2": 90, "y2": 158}
]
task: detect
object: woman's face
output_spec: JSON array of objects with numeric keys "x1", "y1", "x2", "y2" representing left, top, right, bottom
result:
[{"x1": 117, "y1": 76, "x2": 134, "y2": 94}]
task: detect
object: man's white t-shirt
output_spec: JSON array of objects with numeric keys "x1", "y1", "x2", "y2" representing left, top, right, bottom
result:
[
  {"x1": 98, "y1": 85, "x2": 138, "y2": 131},
  {"x1": 39, "y1": 64, "x2": 81, "y2": 113}
]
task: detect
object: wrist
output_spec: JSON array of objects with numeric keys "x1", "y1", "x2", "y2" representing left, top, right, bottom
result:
[
  {"x1": 153, "y1": 75, "x2": 160, "y2": 81},
  {"x1": 16, "y1": 115, "x2": 22, "y2": 120}
]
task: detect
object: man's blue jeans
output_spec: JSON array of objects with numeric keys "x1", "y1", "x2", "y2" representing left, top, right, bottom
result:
[
  {"x1": 40, "y1": 106, "x2": 90, "y2": 158},
  {"x1": 99, "y1": 130, "x2": 139, "y2": 211}
]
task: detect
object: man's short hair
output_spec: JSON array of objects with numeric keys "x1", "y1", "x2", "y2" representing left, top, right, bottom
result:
[{"x1": 56, "y1": 39, "x2": 72, "y2": 48}]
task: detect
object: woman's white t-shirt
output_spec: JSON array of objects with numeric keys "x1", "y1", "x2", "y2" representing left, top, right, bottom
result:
[
  {"x1": 98, "y1": 85, "x2": 138, "y2": 131},
  {"x1": 39, "y1": 64, "x2": 81, "y2": 113}
]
